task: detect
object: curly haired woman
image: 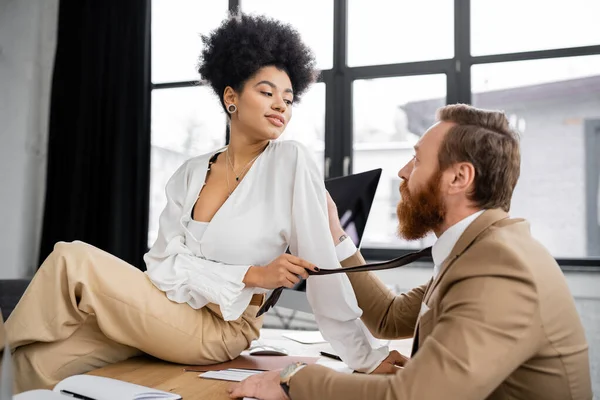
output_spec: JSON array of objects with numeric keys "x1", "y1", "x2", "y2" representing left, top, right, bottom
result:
[{"x1": 6, "y1": 13, "x2": 394, "y2": 393}]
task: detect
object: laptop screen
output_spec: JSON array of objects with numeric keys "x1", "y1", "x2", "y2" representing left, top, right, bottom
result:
[{"x1": 325, "y1": 168, "x2": 382, "y2": 248}]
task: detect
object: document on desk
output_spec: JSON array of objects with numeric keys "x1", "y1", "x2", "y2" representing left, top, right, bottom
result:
[
  {"x1": 316, "y1": 359, "x2": 353, "y2": 374},
  {"x1": 184, "y1": 355, "x2": 319, "y2": 372},
  {"x1": 282, "y1": 330, "x2": 327, "y2": 344},
  {"x1": 199, "y1": 369, "x2": 263, "y2": 382}
]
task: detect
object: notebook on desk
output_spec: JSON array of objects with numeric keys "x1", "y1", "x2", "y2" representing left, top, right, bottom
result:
[{"x1": 13, "y1": 375, "x2": 182, "y2": 400}]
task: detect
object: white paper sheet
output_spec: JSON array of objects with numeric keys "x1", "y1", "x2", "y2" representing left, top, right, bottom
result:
[
  {"x1": 316, "y1": 359, "x2": 354, "y2": 374},
  {"x1": 282, "y1": 331, "x2": 327, "y2": 344},
  {"x1": 199, "y1": 369, "x2": 263, "y2": 382}
]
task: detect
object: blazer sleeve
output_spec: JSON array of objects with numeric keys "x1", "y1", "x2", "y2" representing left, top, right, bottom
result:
[
  {"x1": 143, "y1": 162, "x2": 255, "y2": 322},
  {"x1": 341, "y1": 251, "x2": 428, "y2": 339},
  {"x1": 285, "y1": 142, "x2": 388, "y2": 373},
  {"x1": 289, "y1": 259, "x2": 540, "y2": 400}
]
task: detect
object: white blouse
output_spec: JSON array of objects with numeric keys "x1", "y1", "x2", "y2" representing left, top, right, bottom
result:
[
  {"x1": 187, "y1": 220, "x2": 209, "y2": 240},
  {"x1": 143, "y1": 140, "x2": 388, "y2": 373}
]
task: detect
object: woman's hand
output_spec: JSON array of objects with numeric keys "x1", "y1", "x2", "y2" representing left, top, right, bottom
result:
[{"x1": 243, "y1": 254, "x2": 319, "y2": 289}]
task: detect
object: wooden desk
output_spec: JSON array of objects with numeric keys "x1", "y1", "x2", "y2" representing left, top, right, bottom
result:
[
  {"x1": 88, "y1": 329, "x2": 413, "y2": 400},
  {"x1": 87, "y1": 357, "x2": 230, "y2": 400}
]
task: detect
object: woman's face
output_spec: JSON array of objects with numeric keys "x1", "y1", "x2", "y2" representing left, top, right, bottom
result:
[{"x1": 225, "y1": 65, "x2": 294, "y2": 141}]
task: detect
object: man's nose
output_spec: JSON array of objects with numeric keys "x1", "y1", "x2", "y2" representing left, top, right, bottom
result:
[{"x1": 398, "y1": 160, "x2": 413, "y2": 180}]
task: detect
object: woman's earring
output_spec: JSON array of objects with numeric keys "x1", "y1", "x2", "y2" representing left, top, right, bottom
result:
[{"x1": 227, "y1": 104, "x2": 237, "y2": 114}]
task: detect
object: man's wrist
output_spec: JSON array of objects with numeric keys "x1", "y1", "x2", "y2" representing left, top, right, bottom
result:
[
  {"x1": 280, "y1": 362, "x2": 306, "y2": 398},
  {"x1": 335, "y1": 233, "x2": 357, "y2": 262},
  {"x1": 331, "y1": 227, "x2": 347, "y2": 245}
]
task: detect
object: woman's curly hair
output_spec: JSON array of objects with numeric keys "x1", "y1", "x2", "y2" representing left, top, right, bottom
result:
[{"x1": 198, "y1": 13, "x2": 318, "y2": 111}]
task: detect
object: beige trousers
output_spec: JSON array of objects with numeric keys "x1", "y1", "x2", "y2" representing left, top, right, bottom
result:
[{"x1": 6, "y1": 241, "x2": 263, "y2": 393}]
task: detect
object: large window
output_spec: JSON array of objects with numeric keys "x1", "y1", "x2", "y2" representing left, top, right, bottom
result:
[
  {"x1": 151, "y1": 0, "x2": 228, "y2": 83},
  {"x1": 242, "y1": 0, "x2": 334, "y2": 70},
  {"x1": 353, "y1": 75, "x2": 447, "y2": 249},
  {"x1": 150, "y1": 0, "x2": 230, "y2": 247},
  {"x1": 471, "y1": 0, "x2": 600, "y2": 56},
  {"x1": 276, "y1": 83, "x2": 326, "y2": 176},
  {"x1": 151, "y1": 0, "x2": 600, "y2": 265},
  {"x1": 149, "y1": 87, "x2": 227, "y2": 246},
  {"x1": 347, "y1": 0, "x2": 454, "y2": 67},
  {"x1": 472, "y1": 55, "x2": 600, "y2": 258}
]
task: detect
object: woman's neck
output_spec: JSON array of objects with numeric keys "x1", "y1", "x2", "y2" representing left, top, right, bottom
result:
[{"x1": 227, "y1": 127, "x2": 270, "y2": 168}]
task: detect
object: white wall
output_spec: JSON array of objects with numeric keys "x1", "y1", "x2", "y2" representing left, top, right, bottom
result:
[{"x1": 0, "y1": 0, "x2": 58, "y2": 278}]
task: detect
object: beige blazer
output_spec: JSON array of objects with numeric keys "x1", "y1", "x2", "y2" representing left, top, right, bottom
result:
[{"x1": 290, "y1": 209, "x2": 592, "y2": 400}]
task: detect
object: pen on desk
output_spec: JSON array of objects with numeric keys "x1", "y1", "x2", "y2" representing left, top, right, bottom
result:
[
  {"x1": 59, "y1": 390, "x2": 97, "y2": 400},
  {"x1": 319, "y1": 351, "x2": 342, "y2": 361}
]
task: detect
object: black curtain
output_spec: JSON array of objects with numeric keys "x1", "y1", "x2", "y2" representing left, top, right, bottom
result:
[{"x1": 39, "y1": 0, "x2": 151, "y2": 270}]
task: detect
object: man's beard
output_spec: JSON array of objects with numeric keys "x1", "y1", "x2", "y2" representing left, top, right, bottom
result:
[{"x1": 396, "y1": 171, "x2": 446, "y2": 241}]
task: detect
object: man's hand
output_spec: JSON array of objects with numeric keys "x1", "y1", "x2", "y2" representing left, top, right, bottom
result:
[
  {"x1": 228, "y1": 370, "x2": 288, "y2": 400},
  {"x1": 325, "y1": 190, "x2": 346, "y2": 245},
  {"x1": 370, "y1": 350, "x2": 409, "y2": 375}
]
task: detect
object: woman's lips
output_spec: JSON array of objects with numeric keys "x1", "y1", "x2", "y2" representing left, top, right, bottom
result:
[{"x1": 266, "y1": 116, "x2": 284, "y2": 127}]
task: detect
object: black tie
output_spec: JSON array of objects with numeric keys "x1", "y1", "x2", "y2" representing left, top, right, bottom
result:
[{"x1": 256, "y1": 247, "x2": 432, "y2": 317}]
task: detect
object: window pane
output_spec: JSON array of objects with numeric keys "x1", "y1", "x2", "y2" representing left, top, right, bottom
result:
[
  {"x1": 471, "y1": 0, "x2": 600, "y2": 56},
  {"x1": 277, "y1": 83, "x2": 326, "y2": 174},
  {"x1": 242, "y1": 0, "x2": 333, "y2": 70},
  {"x1": 353, "y1": 75, "x2": 447, "y2": 249},
  {"x1": 348, "y1": 0, "x2": 453, "y2": 67},
  {"x1": 472, "y1": 55, "x2": 600, "y2": 258},
  {"x1": 152, "y1": 0, "x2": 228, "y2": 83},
  {"x1": 149, "y1": 87, "x2": 226, "y2": 246}
]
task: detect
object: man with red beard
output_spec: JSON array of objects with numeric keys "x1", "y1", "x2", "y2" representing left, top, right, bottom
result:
[{"x1": 229, "y1": 104, "x2": 592, "y2": 400}]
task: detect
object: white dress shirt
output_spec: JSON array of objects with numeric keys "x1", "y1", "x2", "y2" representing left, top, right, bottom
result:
[
  {"x1": 432, "y1": 210, "x2": 485, "y2": 278},
  {"x1": 335, "y1": 234, "x2": 361, "y2": 261},
  {"x1": 143, "y1": 140, "x2": 387, "y2": 373}
]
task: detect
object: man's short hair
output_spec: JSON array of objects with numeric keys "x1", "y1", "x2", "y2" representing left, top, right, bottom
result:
[{"x1": 436, "y1": 104, "x2": 521, "y2": 212}]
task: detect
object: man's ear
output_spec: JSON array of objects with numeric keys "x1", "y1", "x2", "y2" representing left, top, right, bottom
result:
[{"x1": 447, "y1": 162, "x2": 475, "y2": 195}]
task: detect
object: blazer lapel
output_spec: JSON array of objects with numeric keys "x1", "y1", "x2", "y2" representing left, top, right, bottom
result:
[
  {"x1": 410, "y1": 277, "x2": 433, "y2": 356},
  {"x1": 423, "y1": 209, "x2": 509, "y2": 304},
  {"x1": 410, "y1": 325, "x2": 420, "y2": 356},
  {"x1": 412, "y1": 210, "x2": 509, "y2": 355}
]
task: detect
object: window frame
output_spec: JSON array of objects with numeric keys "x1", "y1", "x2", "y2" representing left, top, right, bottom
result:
[{"x1": 150, "y1": 0, "x2": 600, "y2": 268}]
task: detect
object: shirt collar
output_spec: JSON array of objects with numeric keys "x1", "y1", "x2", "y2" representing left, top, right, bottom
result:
[{"x1": 432, "y1": 210, "x2": 485, "y2": 268}]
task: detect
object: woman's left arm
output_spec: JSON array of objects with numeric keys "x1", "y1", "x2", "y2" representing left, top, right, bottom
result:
[{"x1": 285, "y1": 141, "x2": 389, "y2": 373}]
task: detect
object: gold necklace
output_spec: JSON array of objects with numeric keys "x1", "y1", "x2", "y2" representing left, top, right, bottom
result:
[
  {"x1": 226, "y1": 148, "x2": 262, "y2": 182},
  {"x1": 224, "y1": 145, "x2": 266, "y2": 196},
  {"x1": 225, "y1": 159, "x2": 233, "y2": 197}
]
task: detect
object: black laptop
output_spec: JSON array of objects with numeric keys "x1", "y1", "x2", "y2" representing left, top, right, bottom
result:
[{"x1": 325, "y1": 168, "x2": 382, "y2": 248}]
